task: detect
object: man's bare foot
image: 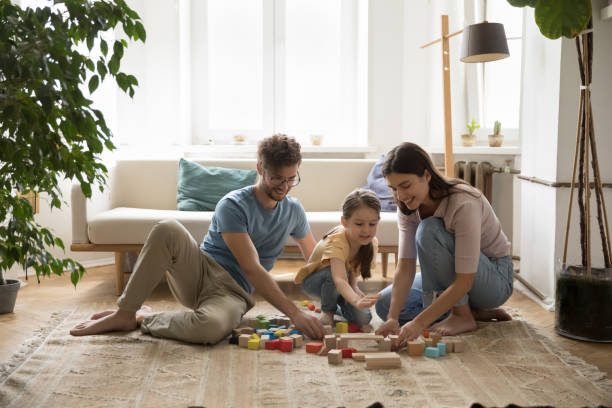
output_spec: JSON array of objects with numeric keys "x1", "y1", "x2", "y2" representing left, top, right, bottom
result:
[
  {"x1": 70, "y1": 310, "x2": 138, "y2": 336},
  {"x1": 472, "y1": 307, "x2": 512, "y2": 322},
  {"x1": 319, "y1": 312, "x2": 334, "y2": 326},
  {"x1": 90, "y1": 305, "x2": 153, "y2": 322},
  {"x1": 430, "y1": 306, "x2": 477, "y2": 336}
]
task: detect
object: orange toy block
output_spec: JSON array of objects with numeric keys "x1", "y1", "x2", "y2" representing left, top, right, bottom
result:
[{"x1": 306, "y1": 342, "x2": 323, "y2": 354}]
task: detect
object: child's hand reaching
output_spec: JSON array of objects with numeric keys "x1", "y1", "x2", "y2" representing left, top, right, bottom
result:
[{"x1": 353, "y1": 293, "x2": 381, "y2": 310}]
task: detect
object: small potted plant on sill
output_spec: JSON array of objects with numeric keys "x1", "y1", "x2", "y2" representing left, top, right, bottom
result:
[
  {"x1": 489, "y1": 120, "x2": 504, "y2": 147},
  {"x1": 461, "y1": 118, "x2": 479, "y2": 147}
]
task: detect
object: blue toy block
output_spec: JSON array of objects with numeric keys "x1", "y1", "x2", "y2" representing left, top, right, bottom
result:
[
  {"x1": 425, "y1": 346, "x2": 440, "y2": 358},
  {"x1": 263, "y1": 331, "x2": 274, "y2": 336},
  {"x1": 289, "y1": 330, "x2": 300, "y2": 335},
  {"x1": 268, "y1": 324, "x2": 278, "y2": 329},
  {"x1": 269, "y1": 335, "x2": 278, "y2": 340},
  {"x1": 437, "y1": 342, "x2": 446, "y2": 356},
  {"x1": 278, "y1": 325, "x2": 286, "y2": 329}
]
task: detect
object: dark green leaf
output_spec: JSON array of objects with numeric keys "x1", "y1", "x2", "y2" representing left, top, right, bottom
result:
[
  {"x1": 534, "y1": 0, "x2": 591, "y2": 39},
  {"x1": 135, "y1": 21, "x2": 146, "y2": 42},
  {"x1": 507, "y1": 0, "x2": 537, "y2": 7},
  {"x1": 101, "y1": 39, "x2": 108, "y2": 56},
  {"x1": 88, "y1": 75, "x2": 100, "y2": 93}
]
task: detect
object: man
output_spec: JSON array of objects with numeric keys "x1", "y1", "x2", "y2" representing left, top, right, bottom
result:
[{"x1": 70, "y1": 134, "x2": 325, "y2": 342}]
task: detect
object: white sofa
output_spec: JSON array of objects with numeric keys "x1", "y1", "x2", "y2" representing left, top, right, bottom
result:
[{"x1": 71, "y1": 158, "x2": 399, "y2": 294}]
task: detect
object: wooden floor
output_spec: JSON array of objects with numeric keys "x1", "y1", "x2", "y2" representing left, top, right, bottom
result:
[{"x1": 1, "y1": 259, "x2": 611, "y2": 380}]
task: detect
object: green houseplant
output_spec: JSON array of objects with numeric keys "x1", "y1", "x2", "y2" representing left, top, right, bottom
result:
[
  {"x1": 461, "y1": 118, "x2": 479, "y2": 147},
  {"x1": 488, "y1": 120, "x2": 503, "y2": 147},
  {"x1": 508, "y1": 0, "x2": 612, "y2": 342},
  {"x1": 0, "y1": 0, "x2": 145, "y2": 313}
]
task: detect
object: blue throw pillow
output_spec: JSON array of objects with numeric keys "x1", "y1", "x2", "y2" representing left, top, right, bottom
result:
[
  {"x1": 363, "y1": 154, "x2": 397, "y2": 212},
  {"x1": 177, "y1": 158, "x2": 258, "y2": 211}
]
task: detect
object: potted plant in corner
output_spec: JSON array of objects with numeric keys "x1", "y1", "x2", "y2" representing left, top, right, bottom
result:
[
  {"x1": 508, "y1": 0, "x2": 612, "y2": 342},
  {"x1": 488, "y1": 120, "x2": 503, "y2": 147},
  {"x1": 461, "y1": 118, "x2": 479, "y2": 147},
  {"x1": 0, "y1": 0, "x2": 145, "y2": 313}
]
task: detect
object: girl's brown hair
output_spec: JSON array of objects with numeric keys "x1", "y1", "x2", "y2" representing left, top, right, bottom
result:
[
  {"x1": 382, "y1": 142, "x2": 476, "y2": 215},
  {"x1": 324, "y1": 189, "x2": 381, "y2": 279}
]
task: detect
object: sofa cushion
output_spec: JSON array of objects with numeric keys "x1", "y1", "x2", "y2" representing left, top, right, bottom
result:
[{"x1": 176, "y1": 158, "x2": 257, "y2": 211}]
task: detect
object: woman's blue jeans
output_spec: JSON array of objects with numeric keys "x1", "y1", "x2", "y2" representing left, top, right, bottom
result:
[
  {"x1": 375, "y1": 217, "x2": 513, "y2": 324},
  {"x1": 301, "y1": 266, "x2": 372, "y2": 326}
]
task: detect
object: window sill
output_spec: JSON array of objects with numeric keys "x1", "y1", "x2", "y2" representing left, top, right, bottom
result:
[{"x1": 426, "y1": 145, "x2": 521, "y2": 156}]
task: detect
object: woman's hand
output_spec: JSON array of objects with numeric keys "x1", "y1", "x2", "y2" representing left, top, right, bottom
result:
[
  {"x1": 375, "y1": 317, "x2": 400, "y2": 337},
  {"x1": 353, "y1": 293, "x2": 381, "y2": 310},
  {"x1": 397, "y1": 320, "x2": 425, "y2": 348}
]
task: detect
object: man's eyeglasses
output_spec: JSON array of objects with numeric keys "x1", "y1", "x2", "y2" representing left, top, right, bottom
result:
[{"x1": 265, "y1": 171, "x2": 301, "y2": 187}]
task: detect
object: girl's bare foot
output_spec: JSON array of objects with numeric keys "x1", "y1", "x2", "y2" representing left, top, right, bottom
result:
[
  {"x1": 319, "y1": 312, "x2": 334, "y2": 326},
  {"x1": 430, "y1": 305, "x2": 477, "y2": 336},
  {"x1": 70, "y1": 310, "x2": 138, "y2": 336},
  {"x1": 472, "y1": 307, "x2": 512, "y2": 322},
  {"x1": 90, "y1": 305, "x2": 153, "y2": 322}
]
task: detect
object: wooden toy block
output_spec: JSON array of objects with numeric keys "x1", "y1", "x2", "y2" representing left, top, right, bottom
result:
[
  {"x1": 306, "y1": 342, "x2": 323, "y2": 354},
  {"x1": 301, "y1": 300, "x2": 310, "y2": 307},
  {"x1": 441, "y1": 338, "x2": 454, "y2": 352},
  {"x1": 315, "y1": 307, "x2": 321, "y2": 313},
  {"x1": 239, "y1": 334, "x2": 251, "y2": 348},
  {"x1": 348, "y1": 323, "x2": 361, "y2": 333},
  {"x1": 422, "y1": 330, "x2": 430, "y2": 338},
  {"x1": 265, "y1": 339, "x2": 280, "y2": 350},
  {"x1": 352, "y1": 352, "x2": 367, "y2": 361},
  {"x1": 337, "y1": 333, "x2": 385, "y2": 340},
  {"x1": 278, "y1": 317, "x2": 292, "y2": 327},
  {"x1": 279, "y1": 339, "x2": 294, "y2": 352},
  {"x1": 365, "y1": 353, "x2": 401, "y2": 370},
  {"x1": 335, "y1": 322, "x2": 348, "y2": 333},
  {"x1": 425, "y1": 346, "x2": 440, "y2": 358},
  {"x1": 430, "y1": 333, "x2": 441, "y2": 346},
  {"x1": 323, "y1": 325, "x2": 334, "y2": 335},
  {"x1": 424, "y1": 338, "x2": 434, "y2": 348},
  {"x1": 337, "y1": 337, "x2": 349, "y2": 348},
  {"x1": 307, "y1": 303, "x2": 316, "y2": 311},
  {"x1": 437, "y1": 342, "x2": 446, "y2": 356},
  {"x1": 328, "y1": 349, "x2": 342, "y2": 365},
  {"x1": 248, "y1": 338, "x2": 260, "y2": 350},
  {"x1": 452, "y1": 339, "x2": 465, "y2": 353},
  {"x1": 260, "y1": 335, "x2": 270, "y2": 349},
  {"x1": 318, "y1": 346, "x2": 332, "y2": 356},
  {"x1": 407, "y1": 339, "x2": 425, "y2": 356},
  {"x1": 378, "y1": 338, "x2": 392, "y2": 352},
  {"x1": 388, "y1": 335, "x2": 400, "y2": 350},
  {"x1": 290, "y1": 334, "x2": 303, "y2": 348},
  {"x1": 340, "y1": 347, "x2": 357, "y2": 358},
  {"x1": 323, "y1": 334, "x2": 337, "y2": 349}
]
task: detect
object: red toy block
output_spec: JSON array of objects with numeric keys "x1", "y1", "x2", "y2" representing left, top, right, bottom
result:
[
  {"x1": 422, "y1": 330, "x2": 430, "y2": 338},
  {"x1": 279, "y1": 339, "x2": 293, "y2": 352},
  {"x1": 306, "y1": 342, "x2": 323, "y2": 354},
  {"x1": 307, "y1": 303, "x2": 316, "y2": 311},
  {"x1": 340, "y1": 347, "x2": 357, "y2": 358},
  {"x1": 348, "y1": 323, "x2": 361, "y2": 333},
  {"x1": 265, "y1": 339, "x2": 280, "y2": 350}
]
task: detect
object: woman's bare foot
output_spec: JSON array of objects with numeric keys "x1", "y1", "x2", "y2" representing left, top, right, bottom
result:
[
  {"x1": 90, "y1": 305, "x2": 153, "y2": 322},
  {"x1": 430, "y1": 305, "x2": 477, "y2": 336},
  {"x1": 70, "y1": 310, "x2": 138, "y2": 336},
  {"x1": 472, "y1": 307, "x2": 512, "y2": 322},
  {"x1": 319, "y1": 312, "x2": 334, "y2": 326}
]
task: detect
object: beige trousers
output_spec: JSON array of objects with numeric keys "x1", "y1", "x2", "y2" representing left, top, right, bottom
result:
[{"x1": 117, "y1": 219, "x2": 254, "y2": 344}]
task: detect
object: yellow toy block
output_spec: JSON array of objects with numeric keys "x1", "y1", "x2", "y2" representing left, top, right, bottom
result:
[
  {"x1": 335, "y1": 322, "x2": 348, "y2": 333},
  {"x1": 301, "y1": 300, "x2": 310, "y2": 307},
  {"x1": 248, "y1": 338, "x2": 260, "y2": 350},
  {"x1": 252, "y1": 333, "x2": 260, "y2": 340},
  {"x1": 275, "y1": 329, "x2": 285, "y2": 337}
]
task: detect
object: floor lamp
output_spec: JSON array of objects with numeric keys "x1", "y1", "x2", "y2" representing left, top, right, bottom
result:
[{"x1": 421, "y1": 16, "x2": 509, "y2": 177}]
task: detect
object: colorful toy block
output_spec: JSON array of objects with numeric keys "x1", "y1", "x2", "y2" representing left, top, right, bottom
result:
[
  {"x1": 340, "y1": 347, "x2": 357, "y2": 358},
  {"x1": 425, "y1": 346, "x2": 440, "y2": 358},
  {"x1": 306, "y1": 342, "x2": 323, "y2": 354},
  {"x1": 422, "y1": 330, "x2": 430, "y2": 338},
  {"x1": 335, "y1": 322, "x2": 348, "y2": 333},
  {"x1": 301, "y1": 300, "x2": 310, "y2": 307},
  {"x1": 248, "y1": 338, "x2": 260, "y2": 350},
  {"x1": 328, "y1": 349, "x2": 343, "y2": 364},
  {"x1": 265, "y1": 339, "x2": 280, "y2": 350},
  {"x1": 279, "y1": 338, "x2": 294, "y2": 352},
  {"x1": 348, "y1": 323, "x2": 361, "y2": 333},
  {"x1": 437, "y1": 342, "x2": 446, "y2": 356},
  {"x1": 290, "y1": 334, "x2": 303, "y2": 348},
  {"x1": 260, "y1": 334, "x2": 270, "y2": 349},
  {"x1": 323, "y1": 325, "x2": 334, "y2": 335},
  {"x1": 307, "y1": 303, "x2": 316, "y2": 311}
]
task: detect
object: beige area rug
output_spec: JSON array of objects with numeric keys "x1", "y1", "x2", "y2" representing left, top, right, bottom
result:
[{"x1": 1, "y1": 306, "x2": 611, "y2": 408}]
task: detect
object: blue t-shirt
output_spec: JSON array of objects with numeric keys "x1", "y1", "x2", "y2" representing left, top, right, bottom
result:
[{"x1": 200, "y1": 186, "x2": 310, "y2": 294}]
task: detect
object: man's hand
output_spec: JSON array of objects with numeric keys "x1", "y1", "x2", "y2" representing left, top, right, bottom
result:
[
  {"x1": 291, "y1": 310, "x2": 325, "y2": 340},
  {"x1": 353, "y1": 293, "x2": 381, "y2": 310},
  {"x1": 375, "y1": 317, "x2": 400, "y2": 337}
]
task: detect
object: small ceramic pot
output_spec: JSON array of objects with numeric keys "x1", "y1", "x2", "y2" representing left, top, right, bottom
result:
[
  {"x1": 488, "y1": 134, "x2": 503, "y2": 147},
  {"x1": 461, "y1": 133, "x2": 476, "y2": 147}
]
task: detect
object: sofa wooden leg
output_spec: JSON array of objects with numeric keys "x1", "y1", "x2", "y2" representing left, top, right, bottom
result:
[
  {"x1": 115, "y1": 252, "x2": 126, "y2": 296},
  {"x1": 381, "y1": 252, "x2": 389, "y2": 278}
]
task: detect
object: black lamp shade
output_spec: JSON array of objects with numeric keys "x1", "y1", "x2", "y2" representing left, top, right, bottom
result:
[{"x1": 460, "y1": 22, "x2": 509, "y2": 63}]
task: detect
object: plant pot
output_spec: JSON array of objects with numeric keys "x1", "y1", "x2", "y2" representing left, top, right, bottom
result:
[
  {"x1": 555, "y1": 265, "x2": 612, "y2": 342},
  {"x1": 461, "y1": 133, "x2": 476, "y2": 147},
  {"x1": 488, "y1": 133, "x2": 503, "y2": 147},
  {"x1": 0, "y1": 279, "x2": 21, "y2": 314}
]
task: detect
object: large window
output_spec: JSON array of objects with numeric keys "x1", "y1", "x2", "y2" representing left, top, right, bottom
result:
[{"x1": 483, "y1": 1, "x2": 523, "y2": 134}]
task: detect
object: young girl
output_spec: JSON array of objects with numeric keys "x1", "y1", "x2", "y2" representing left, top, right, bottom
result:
[
  {"x1": 375, "y1": 142, "x2": 513, "y2": 345},
  {"x1": 295, "y1": 189, "x2": 382, "y2": 329}
]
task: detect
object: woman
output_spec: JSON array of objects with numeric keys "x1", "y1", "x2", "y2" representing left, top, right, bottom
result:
[{"x1": 375, "y1": 142, "x2": 513, "y2": 345}]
